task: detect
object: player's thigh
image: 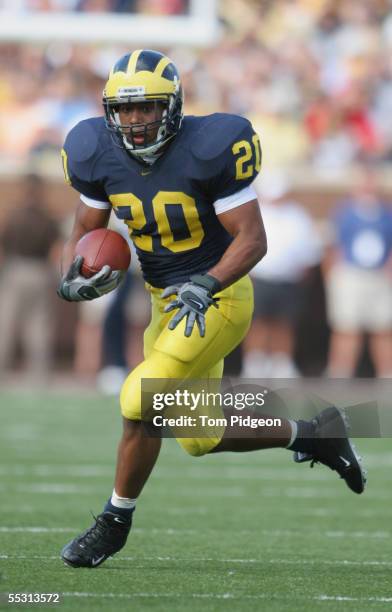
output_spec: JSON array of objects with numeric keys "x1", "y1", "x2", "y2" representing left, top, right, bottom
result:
[
  {"x1": 120, "y1": 346, "x2": 223, "y2": 421},
  {"x1": 143, "y1": 277, "x2": 253, "y2": 364},
  {"x1": 153, "y1": 275, "x2": 253, "y2": 370},
  {"x1": 121, "y1": 354, "x2": 225, "y2": 456},
  {"x1": 121, "y1": 276, "x2": 253, "y2": 421}
]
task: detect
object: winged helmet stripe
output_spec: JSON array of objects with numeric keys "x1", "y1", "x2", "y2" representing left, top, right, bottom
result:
[
  {"x1": 154, "y1": 55, "x2": 171, "y2": 77},
  {"x1": 127, "y1": 49, "x2": 142, "y2": 74}
]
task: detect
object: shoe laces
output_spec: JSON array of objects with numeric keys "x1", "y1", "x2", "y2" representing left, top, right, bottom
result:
[{"x1": 76, "y1": 513, "x2": 113, "y2": 547}]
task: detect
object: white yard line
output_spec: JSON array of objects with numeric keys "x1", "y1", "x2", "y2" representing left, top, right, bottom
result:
[
  {"x1": 1, "y1": 553, "x2": 392, "y2": 567},
  {"x1": 0, "y1": 484, "x2": 387, "y2": 503},
  {"x1": 6, "y1": 482, "x2": 392, "y2": 500},
  {"x1": 61, "y1": 591, "x2": 392, "y2": 603},
  {"x1": 316, "y1": 596, "x2": 392, "y2": 603},
  {"x1": 0, "y1": 526, "x2": 390, "y2": 538},
  {"x1": 0, "y1": 503, "x2": 388, "y2": 520},
  {"x1": 1, "y1": 449, "x2": 391, "y2": 477},
  {"x1": 0, "y1": 527, "x2": 75, "y2": 533},
  {"x1": 0, "y1": 465, "x2": 112, "y2": 477}
]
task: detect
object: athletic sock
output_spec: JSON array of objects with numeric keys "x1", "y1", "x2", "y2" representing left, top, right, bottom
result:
[
  {"x1": 103, "y1": 490, "x2": 136, "y2": 523},
  {"x1": 286, "y1": 419, "x2": 316, "y2": 454}
]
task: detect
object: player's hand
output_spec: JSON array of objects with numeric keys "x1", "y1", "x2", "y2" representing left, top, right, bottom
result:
[
  {"x1": 161, "y1": 274, "x2": 221, "y2": 337},
  {"x1": 57, "y1": 255, "x2": 125, "y2": 302}
]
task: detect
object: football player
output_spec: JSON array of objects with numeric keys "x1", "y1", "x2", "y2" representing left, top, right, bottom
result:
[{"x1": 58, "y1": 49, "x2": 366, "y2": 568}]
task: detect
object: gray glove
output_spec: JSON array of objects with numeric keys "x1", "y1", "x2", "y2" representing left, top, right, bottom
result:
[
  {"x1": 57, "y1": 255, "x2": 125, "y2": 302},
  {"x1": 161, "y1": 274, "x2": 221, "y2": 338}
]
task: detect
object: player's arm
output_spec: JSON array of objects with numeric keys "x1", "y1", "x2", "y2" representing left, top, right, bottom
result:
[
  {"x1": 61, "y1": 201, "x2": 110, "y2": 274},
  {"x1": 58, "y1": 201, "x2": 124, "y2": 302},
  {"x1": 59, "y1": 123, "x2": 126, "y2": 301},
  {"x1": 162, "y1": 196, "x2": 266, "y2": 337},
  {"x1": 206, "y1": 198, "x2": 266, "y2": 289},
  {"x1": 163, "y1": 118, "x2": 266, "y2": 336}
]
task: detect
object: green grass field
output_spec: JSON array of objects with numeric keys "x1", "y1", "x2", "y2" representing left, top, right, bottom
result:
[{"x1": 0, "y1": 389, "x2": 391, "y2": 611}]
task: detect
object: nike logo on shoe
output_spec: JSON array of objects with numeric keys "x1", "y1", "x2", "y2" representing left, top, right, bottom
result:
[
  {"x1": 339, "y1": 456, "x2": 351, "y2": 468},
  {"x1": 91, "y1": 554, "x2": 106, "y2": 567},
  {"x1": 113, "y1": 516, "x2": 127, "y2": 524}
]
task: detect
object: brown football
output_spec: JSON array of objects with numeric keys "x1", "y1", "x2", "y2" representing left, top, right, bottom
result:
[{"x1": 75, "y1": 229, "x2": 131, "y2": 278}]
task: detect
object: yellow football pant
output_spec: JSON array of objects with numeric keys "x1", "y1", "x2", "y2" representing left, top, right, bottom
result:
[{"x1": 120, "y1": 275, "x2": 253, "y2": 455}]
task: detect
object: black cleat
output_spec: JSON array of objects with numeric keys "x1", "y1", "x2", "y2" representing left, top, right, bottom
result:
[
  {"x1": 61, "y1": 511, "x2": 131, "y2": 568},
  {"x1": 294, "y1": 407, "x2": 366, "y2": 494}
]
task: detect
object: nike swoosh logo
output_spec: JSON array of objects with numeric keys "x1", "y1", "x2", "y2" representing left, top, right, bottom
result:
[
  {"x1": 113, "y1": 516, "x2": 126, "y2": 524},
  {"x1": 339, "y1": 456, "x2": 351, "y2": 468},
  {"x1": 91, "y1": 554, "x2": 106, "y2": 567},
  {"x1": 141, "y1": 170, "x2": 151, "y2": 176},
  {"x1": 188, "y1": 298, "x2": 204, "y2": 310}
]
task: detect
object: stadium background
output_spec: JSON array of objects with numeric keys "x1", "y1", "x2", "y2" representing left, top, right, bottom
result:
[
  {"x1": 1, "y1": 0, "x2": 392, "y2": 380},
  {"x1": 0, "y1": 2, "x2": 392, "y2": 609}
]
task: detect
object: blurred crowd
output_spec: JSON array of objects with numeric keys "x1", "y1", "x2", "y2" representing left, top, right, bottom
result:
[
  {"x1": 1, "y1": 0, "x2": 392, "y2": 172},
  {"x1": 0, "y1": 0, "x2": 189, "y2": 15}
]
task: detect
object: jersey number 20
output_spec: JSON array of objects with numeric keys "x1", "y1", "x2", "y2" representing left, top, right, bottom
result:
[
  {"x1": 232, "y1": 134, "x2": 261, "y2": 180},
  {"x1": 110, "y1": 191, "x2": 205, "y2": 253}
]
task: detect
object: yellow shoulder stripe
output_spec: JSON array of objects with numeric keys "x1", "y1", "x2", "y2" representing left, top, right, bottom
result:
[{"x1": 61, "y1": 148, "x2": 71, "y2": 185}]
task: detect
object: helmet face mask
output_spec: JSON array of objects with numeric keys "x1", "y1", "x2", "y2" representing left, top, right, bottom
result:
[
  {"x1": 106, "y1": 98, "x2": 170, "y2": 154},
  {"x1": 103, "y1": 50, "x2": 184, "y2": 161}
]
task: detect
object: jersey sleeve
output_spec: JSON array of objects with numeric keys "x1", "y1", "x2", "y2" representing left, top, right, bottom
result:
[
  {"x1": 61, "y1": 120, "x2": 110, "y2": 204},
  {"x1": 192, "y1": 115, "x2": 262, "y2": 204}
]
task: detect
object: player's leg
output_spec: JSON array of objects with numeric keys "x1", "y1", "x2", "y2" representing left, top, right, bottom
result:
[
  {"x1": 114, "y1": 419, "x2": 160, "y2": 498},
  {"x1": 61, "y1": 275, "x2": 365, "y2": 568},
  {"x1": 210, "y1": 410, "x2": 292, "y2": 452},
  {"x1": 209, "y1": 405, "x2": 365, "y2": 493},
  {"x1": 151, "y1": 275, "x2": 365, "y2": 494},
  {"x1": 180, "y1": 353, "x2": 366, "y2": 493},
  {"x1": 173, "y1": 362, "x2": 366, "y2": 495},
  {"x1": 61, "y1": 316, "x2": 173, "y2": 568},
  {"x1": 60, "y1": 276, "x2": 253, "y2": 568},
  {"x1": 107, "y1": 275, "x2": 254, "y2": 493},
  {"x1": 61, "y1": 338, "x2": 240, "y2": 569}
]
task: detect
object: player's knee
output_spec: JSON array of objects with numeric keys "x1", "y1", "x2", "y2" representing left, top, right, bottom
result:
[
  {"x1": 120, "y1": 376, "x2": 140, "y2": 421},
  {"x1": 119, "y1": 362, "x2": 154, "y2": 421},
  {"x1": 176, "y1": 436, "x2": 221, "y2": 457},
  {"x1": 120, "y1": 352, "x2": 176, "y2": 421}
]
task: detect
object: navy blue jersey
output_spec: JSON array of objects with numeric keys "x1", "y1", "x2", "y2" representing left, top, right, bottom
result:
[{"x1": 62, "y1": 113, "x2": 261, "y2": 287}]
